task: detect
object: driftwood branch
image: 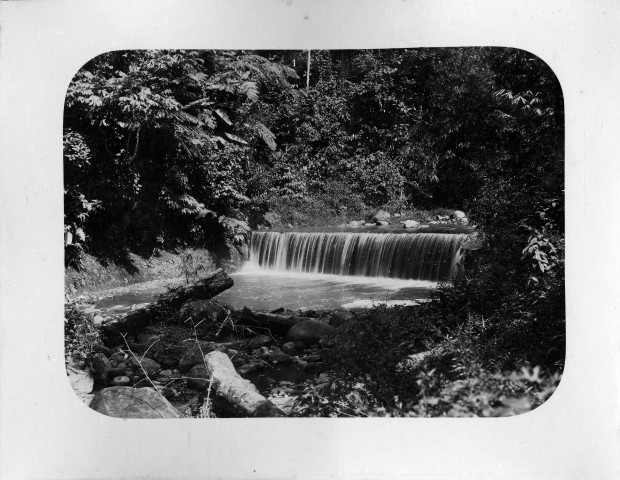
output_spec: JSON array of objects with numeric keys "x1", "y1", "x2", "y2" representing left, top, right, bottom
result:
[
  {"x1": 101, "y1": 268, "x2": 233, "y2": 340},
  {"x1": 205, "y1": 351, "x2": 285, "y2": 417},
  {"x1": 234, "y1": 310, "x2": 308, "y2": 335}
]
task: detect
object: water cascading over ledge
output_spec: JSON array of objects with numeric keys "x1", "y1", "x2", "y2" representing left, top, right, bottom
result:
[{"x1": 249, "y1": 231, "x2": 468, "y2": 282}]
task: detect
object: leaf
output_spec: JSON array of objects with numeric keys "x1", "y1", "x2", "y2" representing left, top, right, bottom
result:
[
  {"x1": 224, "y1": 132, "x2": 248, "y2": 145},
  {"x1": 256, "y1": 123, "x2": 277, "y2": 151},
  {"x1": 215, "y1": 109, "x2": 232, "y2": 126}
]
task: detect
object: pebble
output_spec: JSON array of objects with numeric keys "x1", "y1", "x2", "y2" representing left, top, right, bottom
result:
[{"x1": 110, "y1": 376, "x2": 131, "y2": 387}]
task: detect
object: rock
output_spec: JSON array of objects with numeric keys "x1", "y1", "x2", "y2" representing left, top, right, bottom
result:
[
  {"x1": 178, "y1": 342, "x2": 217, "y2": 371},
  {"x1": 93, "y1": 344, "x2": 112, "y2": 357},
  {"x1": 393, "y1": 213, "x2": 401, "y2": 217},
  {"x1": 109, "y1": 352, "x2": 127, "y2": 364},
  {"x1": 110, "y1": 376, "x2": 131, "y2": 387},
  {"x1": 157, "y1": 386, "x2": 177, "y2": 399},
  {"x1": 268, "y1": 352, "x2": 292, "y2": 364},
  {"x1": 159, "y1": 369, "x2": 173, "y2": 378},
  {"x1": 129, "y1": 357, "x2": 161, "y2": 376},
  {"x1": 348, "y1": 220, "x2": 361, "y2": 226},
  {"x1": 91, "y1": 353, "x2": 111, "y2": 382},
  {"x1": 248, "y1": 334, "x2": 273, "y2": 350},
  {"x1": 89, "y1": 386, "x2": 184, "y2": 419},
  {"x1": 237, "y1": 361, "x2": 268, "y2": 376},
  {"x1": 286, "y1": 319, "x2": 335, "y2": 345},
  {"x1": 371, "y1": 210, "x2": 391, "y2": 222},
  {"x1": 364, "y1": 223, "x2": 375, "y2": 226},
  {"x1": 67, "y1": 366, "x2": 94, "y2": 397},
  {"x1": 328, "y1": 311, "x2": 354, "y2": 328},
  {"x1": 282, "y1": 341, "x2": 297, "y2": 355},
  {"x1": 458, "y1": 216, "x2": 469, "y2": 225},
  {"x1": 232, "y1": 354, "x2": 250, "y2": 368},
  {"x1": 185, "y1": 364, "x2": 211, "y2": 390},
  {"x1": 108, "y1": 367, "x2": 127, "y2": 378},
  {"x1": 93, "y1": 314, "x2": 105, "y2": 326},
  {"x1": 156, "y1": 354, "x2": 178, "y2": 369},
  {"x1": 402, "y1": 219, "x2": 420, "y2": 229},
  {"x1": 375, "y1": 220, "x2": 389, "y2": 226},
  {"x1": 453, "y1": 210, "x2": 466, "y2": 219}
]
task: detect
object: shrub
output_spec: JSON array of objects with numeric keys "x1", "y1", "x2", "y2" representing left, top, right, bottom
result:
[{"x1": 65, "y1": 303, "x2": 103, "y2": 369}]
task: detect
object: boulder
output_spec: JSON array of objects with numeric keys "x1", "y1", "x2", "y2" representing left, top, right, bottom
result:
[
  {"x1": 89, "y1": 386, "x2": 184, "y2": 419},
  {"x1": 453, "y1": 210, "x2": 466, "y2": 219},
  {"x1": 185, "y1": 364, "x2": 211, "y2": 390},
  {"x1": 286, "y1": 319, "x2": 335, "y2": 345},
  {"x1": 179, "y1": 342, "x2": 217, "y2": 371},
  {"x1": 371, "y1": 210, "x2": 391, "y2": 222},
  {"x1": 402, "y1": 219, "x2": 420, "y2": 229},
  {"x1": 248, "y1": 334, "x2": 273, "y2": 350},
  {"x1": 91, "y1": 353, "x2": 111, "y2": 382},
  {"x1": 129, "y1": 357, "x2": 161, "y2": 377}
]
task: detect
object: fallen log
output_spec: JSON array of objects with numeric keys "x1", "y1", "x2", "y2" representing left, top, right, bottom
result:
[
  {"x1": 161, "y1": 268, "x2": 234, "y2": 309},
  {"x1": 233, "y1": 309, "x2": 309, "y2": 335},
  {"x1": 101, "y1": 269, "x2": 233, "y2": 341},
  {"x1": 205, "y1": 351, "x2": 285, "y2": 417}
]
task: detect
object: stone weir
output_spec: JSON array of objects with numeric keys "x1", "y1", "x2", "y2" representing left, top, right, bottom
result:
[{"x1": 249, "y1": 229, "x2": 472, "y2": 282}]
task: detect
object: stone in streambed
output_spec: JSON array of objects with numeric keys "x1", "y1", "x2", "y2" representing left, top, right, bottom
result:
[
  {"x1": 248, "y1": 334, "x2": 273, "y2": 350},
  {"x1": 286, "y1": 319, "x2": 334, "y2": 345},
  {"x1": 178, "y1": 342, "x2": 217, "y2": 371},
  {"x1": 268, "y1": 352, "x2": 292, "y2": 363},
  {"x1": 185, "y1": 364, "x2": 210, "y2": 391},
  {"x1": 371, "y1": 210, "x2": 391, "y2": 222},
  {"x1": 89, "y1": 386, "x2": 184, "y2": 419},
  {"x1": 402, "y1": 220, "x2": 420, "y2": 229},
  {"x1": 129, "y1": 357, "x2": 161, "y2": 376},
  {"x1": 110, "y1": 376, "x2": 131, "y2": 387},
  {"x1": 91, "y1": 353, "x2": 111, "y2": 383}
]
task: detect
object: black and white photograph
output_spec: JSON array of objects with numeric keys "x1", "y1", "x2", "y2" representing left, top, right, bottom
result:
[
  {"x1": 64, "y1": 48, "x2": 565, "y2": 419},
  {"x1": 1, "y1": 1, "x2": 619, "y2": 479}
]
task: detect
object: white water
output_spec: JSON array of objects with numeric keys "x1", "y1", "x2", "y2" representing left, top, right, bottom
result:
[
  {"x1": 216, "y1": 263, "x2": 439, "y2": 311},
  {"x1": 250, "y1": 231, "x2": 467, "y2": 281}
]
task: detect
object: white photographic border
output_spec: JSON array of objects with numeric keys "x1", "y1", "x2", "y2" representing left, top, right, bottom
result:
[{"x1": 0, "y1": 1, "x2": 618, "y2": 478}]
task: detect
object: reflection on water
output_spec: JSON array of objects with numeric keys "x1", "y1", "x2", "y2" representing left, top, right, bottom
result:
[
  {"x1": 91, "y1": 265, "x2": 439, "y2": 314},
  {"x1": 216, "y1": 264, "x2": 437, "y2": 311}
]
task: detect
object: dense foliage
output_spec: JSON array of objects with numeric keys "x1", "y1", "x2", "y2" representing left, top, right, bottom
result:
[{"x1": 65, "y1": 48, "x2": 564, "y2": 415}]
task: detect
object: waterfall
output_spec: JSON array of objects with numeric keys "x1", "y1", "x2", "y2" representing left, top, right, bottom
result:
[{"x1": 249, "y1": 231, "x2": 468, "y2": 282}]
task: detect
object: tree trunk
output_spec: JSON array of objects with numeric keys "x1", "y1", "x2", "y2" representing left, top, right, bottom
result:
[
  {"x1": 234, "y1": 310, "x2": 309, "y2": 335},
  {"x1": 101, "y1": 269, "x2": 233, "y2": 341},
  {"x1": 205, "y1": 351, "x2": 285, "y2": 417}
]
